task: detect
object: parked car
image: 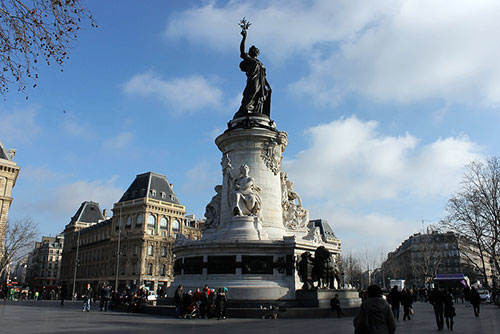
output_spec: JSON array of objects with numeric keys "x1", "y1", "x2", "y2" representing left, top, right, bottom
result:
[{"x1": 477, "y1": 289, "x2": 491, "y2": 303}]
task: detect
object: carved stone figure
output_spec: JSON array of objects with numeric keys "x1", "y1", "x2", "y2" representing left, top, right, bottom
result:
[
  {"x1": 262, "y1": 132, "x2": 287, "y2": 175},
  {"x1": 281, "y1": 172, "x2": 309, "y2": 230},
  {"x1": 203, "y1": 185, "x2": 222, "y2": 231},
  {"x1": 231, "y1": 164, "x2": 262, "y2": 216},
  {"x1": 233, "y1": 28, "x2": 272, "y2": 119},
  {"x1": 297, "y1": 252, "x2": 314, "y2": 290},
  {"x1": 303, "y1": 226, "x2": 323, "y2": 243}
]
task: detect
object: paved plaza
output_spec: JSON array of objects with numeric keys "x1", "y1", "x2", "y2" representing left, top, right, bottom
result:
[{"x1": 0, "y1": 300, "x2": 498, "y2": 334}]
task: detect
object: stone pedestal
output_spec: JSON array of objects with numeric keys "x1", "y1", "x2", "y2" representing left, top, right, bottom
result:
[{"x1": 168, "y1": 115, "x2": 342, "y2": 302}]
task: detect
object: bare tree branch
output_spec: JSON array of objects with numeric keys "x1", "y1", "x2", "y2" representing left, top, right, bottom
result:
[
  {"x1": 0, "y1": 218, "x2": 39, "y2": 278},
  {"x1": 0, "y1": 0, "x2": 95, "y2": 98}
]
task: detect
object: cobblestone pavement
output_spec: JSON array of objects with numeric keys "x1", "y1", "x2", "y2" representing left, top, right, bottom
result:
[{"x1": 0, "y1": 300, "x2": 498, "y2": 334}]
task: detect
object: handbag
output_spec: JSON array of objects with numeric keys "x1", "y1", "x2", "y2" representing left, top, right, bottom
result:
[{"x1": 410, "y1": 307, "x2": 415, "y2": 315}]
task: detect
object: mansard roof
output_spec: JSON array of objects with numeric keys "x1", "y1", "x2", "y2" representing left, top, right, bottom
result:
[
  {"x1": 118, "y1": 171, "x2": 180, "y2": 204},
  {"x1": 71, "y1": 201, "x2": 105, "y2": 224}
]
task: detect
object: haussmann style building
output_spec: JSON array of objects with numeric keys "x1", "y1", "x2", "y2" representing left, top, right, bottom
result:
[
  {"x1": 0, "y1": 142, "x2": 20, "y2": 261},
  {"x1": 60, "y1": 172, "x2": 202, "y2": 295}
]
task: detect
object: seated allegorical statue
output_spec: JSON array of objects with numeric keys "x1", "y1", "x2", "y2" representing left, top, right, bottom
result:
[{"x1": 231, "y1": 164, "x2": 262, "y2": 216}]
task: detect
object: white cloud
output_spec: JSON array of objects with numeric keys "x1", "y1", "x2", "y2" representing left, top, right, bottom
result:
[
  {"x1": 36, "y1": 178, "x2": 123, "y2": 215},
  {"x1": 282, "y1": 116, "x2": 482, "y2": 251},
  {"x1": 60, "y1": 112, "x2": 94, "y2": 139},
  {"x1": 284, "y1": 115, "x2": 482, "y2": 202},
  {"x1": 166, "y1": 0, "x2": 500, "y2": 106},
  {"x1": 122, "y1": 71, "x2": 223, "y2": 113},
  {"x1": 0, "y1": 108, "x2": 41, "y2": 144},
  {"x1": 182, "y1": 161, "x2": 220, "y2": 194},
  {"x1": 102, "y1": 132, "x2": 134, "y2": 150}
]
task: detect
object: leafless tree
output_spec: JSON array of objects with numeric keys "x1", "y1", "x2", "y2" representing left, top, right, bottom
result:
[
  {"x1": 0, "y1": 218, "x2": 38, "y2": 278},
  {"x1": 441, "y1": 157, "x2": 500, "y2": 286},
  {"x1": 0, "y1": 0, "x2": 95, "y2": 97},
  {"x1": 340, "y1": 251, "x2": 362, "y2": 287}
]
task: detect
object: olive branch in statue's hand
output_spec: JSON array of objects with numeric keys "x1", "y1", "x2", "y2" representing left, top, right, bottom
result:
[{"x1": 239, "y1": 17, "x2": 251, "y2": 32}]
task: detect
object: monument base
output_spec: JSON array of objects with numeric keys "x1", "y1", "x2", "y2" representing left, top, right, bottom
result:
[
  {"x1": 167, "y1": 236, "x2": 340, "y2": 301},
  {"x1": 296, "y1": 289, "x2": 362, "y2": 308}
]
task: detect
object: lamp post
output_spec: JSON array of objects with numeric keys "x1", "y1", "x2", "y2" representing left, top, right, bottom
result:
[
  {"x1": 71, "y1": 229, "x2": 81, "y2": 300},
  {"x1": 114, "y1": 208, "x2": 122, "y2": 291}
]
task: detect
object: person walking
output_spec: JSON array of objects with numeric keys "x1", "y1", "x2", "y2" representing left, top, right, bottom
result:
[
  {"x1": 330, "y1": 294, "x2": 344, "y2": 318},
  {"x1": 429, "y1": 287, "x2": 445, "y2": 330},
  {"x1": 60, "y1": 283, "x2": 67, "y2": 306},
  {"x1": 215, "y1": 288, "x2": 227, "y2": 320},
  {"x1": 353, "y1": 285, "x2": 396, "y2": 334},
  {"x1": 387, "y1": 285, "x2": 401, "y2": 320},
  {"x1": 173, "y1": 285, "x2": 183, "y2": 318},
  {"x1": 82, "y1": 283, "x2": 93, "y2": 312},
  {"x1": 100, "y1": 285, "x2": 111, "y2": 311},
  {"x1": 444, "y1": 289, "x2": 456, "y2": 331},
  {"x1": 469, "y1": 287, "x2": 481, "y2": 317},
  {"x1": 401, "y1": 288, "x2": 413, "y2": 321}
]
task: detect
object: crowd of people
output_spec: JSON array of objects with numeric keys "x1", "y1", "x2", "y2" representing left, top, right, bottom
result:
[
  {"x1": 173, "y1": 284, "x2": 228, "y2": 320},
  {"x1": 354, "y1": 284, "x2": 488, "y2": 333}
]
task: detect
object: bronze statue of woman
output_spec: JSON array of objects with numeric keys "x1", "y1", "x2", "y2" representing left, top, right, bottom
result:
[{"x1": 234, "y1": 29, "x2": 272, "y2": 119}]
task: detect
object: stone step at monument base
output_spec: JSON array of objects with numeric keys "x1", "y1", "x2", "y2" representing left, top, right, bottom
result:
[
  {"x1": 296, "y1": 289, "x2": 362, "y2": 308},
  {"x1": 142, "y1": 303, "x2": 361, "y2": 318}
]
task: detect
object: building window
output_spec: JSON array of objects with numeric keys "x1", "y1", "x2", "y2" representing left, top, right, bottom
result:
[
  {"x1": 160, "y1": 217, "x2": 168, "y2": 229},
  {"x1": 161, "y1": 264, "x2": 166, "y2": 276},
  {"x1": 172, "y1": 219, "x2": 180, "y2": 236},
  {"x1": 115, "y1": 218, "x2": 121, "y2": 231},
  {"x1": 126, "y1": 216, "x2": 132, "y2": 227},
  {"x1": 136, "y1": 214, "x2": 143, "y2": 226},
  {"x1": 148, "y1": 229, "x2": 153, "y2": 235},
  {"x1": 147, "y1": 263, "x2": 153, "y2": 275},
  {"x1": 161, "y1": 246, "x2": 167, "y2": 257},
  {"x1": 147, "y1": 214, "x2": 156, "y2": 228},
  {"x1": 148, "y1": 244, "x2": 153, "y2": 256},
  {"x1": 150, "y1": 189, "x2": 157, "y2": 197},
  {"x1": 161, "y1": 231, "x2": 167, "y2": 237},
  {"x1": 161, "y1": 192, "x2": 166, "y2": 199}
]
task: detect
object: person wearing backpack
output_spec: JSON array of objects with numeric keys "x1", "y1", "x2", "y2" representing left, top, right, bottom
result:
[{"x1": 353, "y1": 285, "x2": 396, "y2": 334}]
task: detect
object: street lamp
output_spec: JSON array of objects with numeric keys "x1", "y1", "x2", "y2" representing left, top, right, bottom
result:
[
  {"x1": 71, "y1": 229, "x2": 81, "y2": 300},
  {"x1": 114, "y1": 208, "x2": 122, "y2": 292}
]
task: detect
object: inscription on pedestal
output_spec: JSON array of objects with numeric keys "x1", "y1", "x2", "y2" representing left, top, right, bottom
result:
[
  {"x1": 208, "y1": 255, "x2": 236, "y2": 274},
  {"x1": 183, "y1": 256, "x2": 203, "y2": 275},
  {"x1": 242, "y1": 255, "x2": 274, "y2": 274}
]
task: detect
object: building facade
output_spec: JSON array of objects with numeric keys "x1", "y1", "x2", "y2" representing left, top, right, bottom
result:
[
  {"x1": 0, "y1": 142, "x2": 20, "y2": 259},
  {"x1": 382, "y1": 231, "x2": 494, "y2": 287},
  {"x1": 60, "y1": 172, "x2": 202, "y2": 295},
  {"x1": 26, "y1": 235, "x2": 64, "y2": 292}
]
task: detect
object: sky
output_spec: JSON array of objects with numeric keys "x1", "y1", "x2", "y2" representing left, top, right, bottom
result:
[{"x1": 2, "y1": 0, "x2": 500, "y2": 260}]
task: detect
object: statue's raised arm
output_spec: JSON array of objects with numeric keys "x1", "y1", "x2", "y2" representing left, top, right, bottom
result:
[
  {"x1": 233, "y1": 18, "x2": 272, "y2": 119},
  {"x1": 240, "y1": 30, "x2": 247, "y2": 59}
]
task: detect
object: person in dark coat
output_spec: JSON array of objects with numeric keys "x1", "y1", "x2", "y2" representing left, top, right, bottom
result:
[
  {"x1": 200, "y1": 286, "x2": 209, "y2": 319},
  {"x1": 429, "y1": 287, "x2": 445, "y2": 330},
  {"x1": 173, "y1": 285, "x2": 183, "y2": 318},
  {"x1": 353, "y1": 285, "x2": 396, "y2": 334},
  {"x1": 215, "y1": 288, "x2": 227, "y2": 320},
  {"x1": 401, "y1": 288, "x2": 413, "y2": 321},
  {"x1": 444, "y1": 289, "x2": 456, "y2": 331},
  {"x1": 330, "y1": 294, "x2": 344, "y2": 318},
  {"x1": 60, "y1": 283, "x2": 67, "y2": 306},
  {"x1": 387, "y1": 285, "x2": 401, "y2": 320},
  {"x1": 469, "y1": 287, "x2": 481, "y2": 317}
]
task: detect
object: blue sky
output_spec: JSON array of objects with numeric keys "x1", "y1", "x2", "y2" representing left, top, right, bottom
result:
[{"x1": 2, "y1": 0, "x2": 500, "y2": 258}]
